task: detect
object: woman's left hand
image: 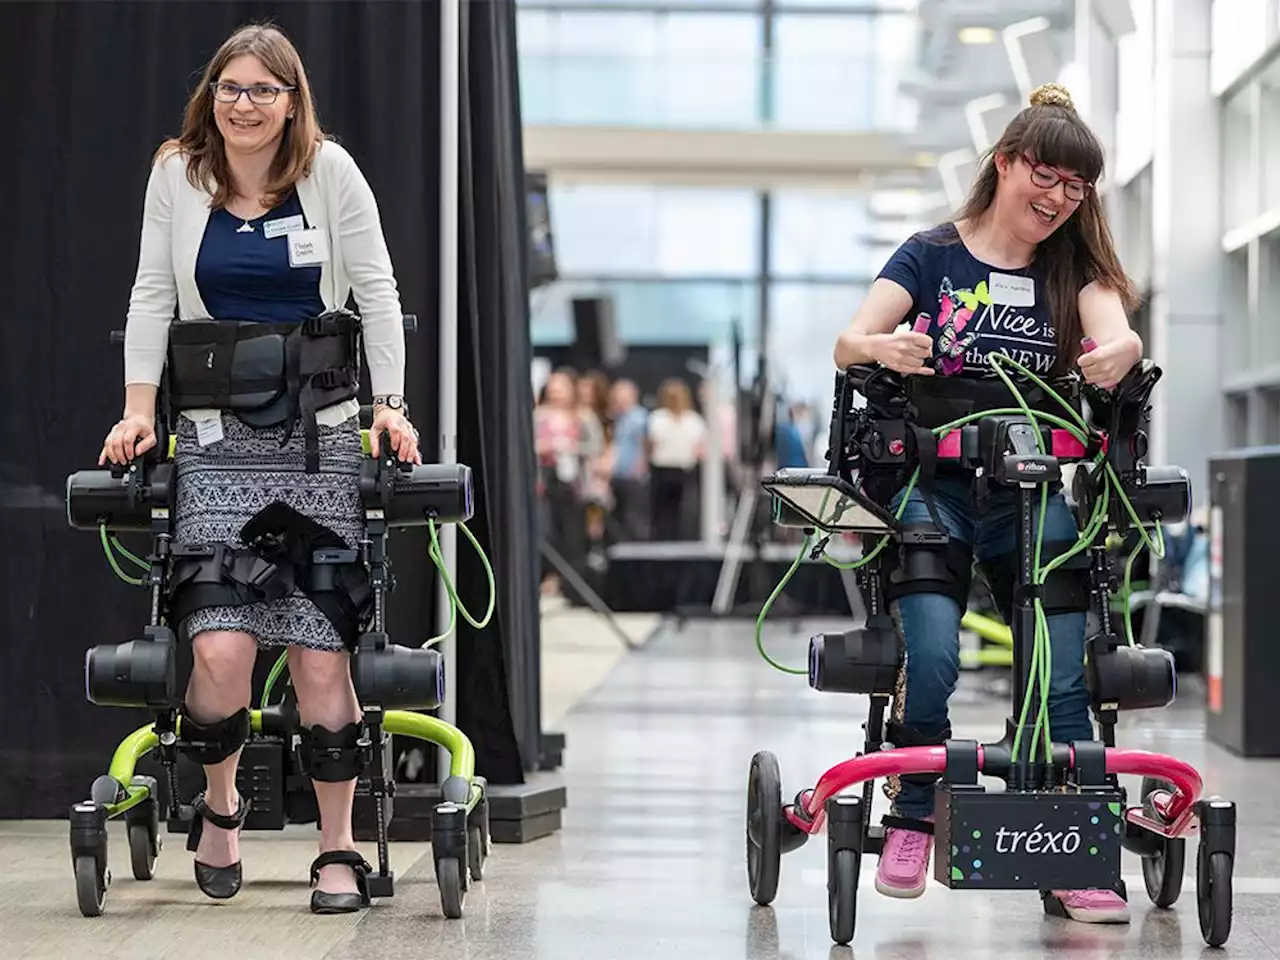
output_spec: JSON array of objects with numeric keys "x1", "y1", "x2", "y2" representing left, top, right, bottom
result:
[
  {"x1": 1078, "y1": 332, "x2": 1142, "y2": 391},
  {"x1": 370, "y1": 406, "x2": 423, "y2": 464}
]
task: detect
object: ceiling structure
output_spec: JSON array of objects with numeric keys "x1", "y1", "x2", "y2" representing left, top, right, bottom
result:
[{"x1": 881, "y1": 0, "x2": 1078, "y2": 215}]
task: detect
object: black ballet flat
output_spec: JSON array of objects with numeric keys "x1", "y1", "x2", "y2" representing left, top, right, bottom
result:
[
  {"x1": 309, "y1": 850, "x2": 373, "y2": 914},
  {"x1": 187, "y1": 792, "x2": 252, "y2": 900}
]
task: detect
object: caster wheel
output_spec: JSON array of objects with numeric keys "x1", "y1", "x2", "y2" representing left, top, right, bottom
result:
[
  {"x1": 127, "y1": 821, "x2": 158, "y2": 881},
  {"x1": 1197, "y1": 847, "x2": 1233, "y2": 947},
  {"x1": 74, "y1": 855, "x2": 108, "y2": 917},
  {"x1": 436, "y1": 856, "x2": 466, "y2": 919},
  {"x1": 468, "y1": 824, "x2": 486, "y2": 882},
  {"x1": 828, "y1": 848, "x2": 859, "y2": 946},
  {"x1": 746, "y1": 751, "x2": 782, "y2": 906},
  {"x1": 1140, "y1": 777, "x2": 1184, "y2": 908}
]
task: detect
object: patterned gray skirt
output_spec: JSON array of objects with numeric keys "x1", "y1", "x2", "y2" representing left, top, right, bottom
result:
[{"x1": 172, "y1": 412, "x2": 365, "y2": 652}]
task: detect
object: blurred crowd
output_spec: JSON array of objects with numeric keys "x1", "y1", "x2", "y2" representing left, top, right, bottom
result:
[
  {"x1": 534, "y1": 368, "x2": 714, "y2": 567},
  {"x1": 533, "y1": 364, "x2": 835, "y2": 591}
]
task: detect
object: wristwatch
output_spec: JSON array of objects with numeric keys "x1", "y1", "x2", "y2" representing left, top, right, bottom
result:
[{"x1": 373, "y1": 394, "x2": 407, "y2": 414}]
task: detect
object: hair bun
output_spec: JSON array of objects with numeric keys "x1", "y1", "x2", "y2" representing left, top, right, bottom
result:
[{"x1": 1030, "y1": 82, "x2": 1074, "y2": 109}]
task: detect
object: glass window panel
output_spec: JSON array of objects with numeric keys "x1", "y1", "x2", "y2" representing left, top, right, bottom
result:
[
  {"x1": 1222, "y1": 86, "x2": 1256, "y2": 233},
  {"x1": 771, "y1": 14, "x2": 916, "y2": 131},
  {"x1": 1260, "y1": 235, "x2": 1280, "y2": 365},
  {"x1": 1211, "y1": 0, "x2": 1270, "y2": 93},
  {"x1": 548, "y1": 184, "x2": 759, "y2": 277},
  {"x1": 517, "y1": 10, "x2": 761, "y2": 126},
  {"x1": 530, "y1": 279, "x2": 757, "y2": 348},
  {"x1": 770, "y1": 189, "x2": 870, "y2": 277},
  {"x1": 1260, "y1": 55, "x2": 1280, "y2": 213},
  {"x1": 1221, "y1": 248, "x2": 1250, "y2": 378},
  {"x1": 767, "y1": 283, "x2": 863, "y2": 402}
]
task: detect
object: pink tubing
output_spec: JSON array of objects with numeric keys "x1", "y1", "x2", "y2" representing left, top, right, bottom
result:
[{"x1": 784, "y1": 745, "x2": 1204, "y2": 838}]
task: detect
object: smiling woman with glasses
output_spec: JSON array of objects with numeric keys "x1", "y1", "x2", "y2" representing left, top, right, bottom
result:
[
  {"x1": 832, "y1": 82, "x2": 1144, "y2": 925},
  {"x1": 100, "y1": 20, "x2": 418, "y2": 917}
]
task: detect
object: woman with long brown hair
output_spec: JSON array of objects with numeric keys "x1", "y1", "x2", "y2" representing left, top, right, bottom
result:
[
  {"x1": 833, "y1": 83, "x2": 1141, "y2": 923},
  {"x1": 99, "y1": 21, "x2": 419, "y2": 914}
]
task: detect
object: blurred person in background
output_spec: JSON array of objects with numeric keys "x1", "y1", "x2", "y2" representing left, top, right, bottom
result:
[
  {"x1": 534, "y1": 368, "x2": 587, "y2": 593},
  {"x1": 607, "y1": 378, "x2": 650, "y2": 540},
  {"x1": 576, "y1": 369, "x2": 613, "y2": 547},
  {"x1": 647, "y1": 378, "x2": 707, "y2": 541},
  {"x1": 774, "y1": 401, "x2": 811, "y2": 469}
]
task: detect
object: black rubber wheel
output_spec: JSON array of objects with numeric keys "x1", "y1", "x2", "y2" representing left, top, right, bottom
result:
[
  {"x1": 437, "y1": 856, "x2": 465, "y2": 919},
  {"x1": 128, "y1": 823, "x2": 157, "y2": 881},
  {"x1": 74, "y1": 855, "x2": 107, "y2": 918},
  {"x1": 1197, "y1": 848, "x2": 1232, "y2": 947},
  {"x1": 468, "y1": 824, "x2": 486, "y2": 882},
  {"x1": 827, "y1": 848, "x2": 859, "y2": 946},
  {"x1": 746, "y1": 751, "x2": 783, "y2": 906},
  {"x1": 1140, "y1": 777, "x2": 1185, "y2": 908}
]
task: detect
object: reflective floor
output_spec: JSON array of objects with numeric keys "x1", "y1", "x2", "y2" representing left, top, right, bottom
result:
[{"x1": 6, "y1": 616, "x2": 1280, "y2": 959}]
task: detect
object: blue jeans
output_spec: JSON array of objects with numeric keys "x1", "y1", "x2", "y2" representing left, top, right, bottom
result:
[{"x1": 889, "y1": 474, "x2": 1095, "y2": 819}]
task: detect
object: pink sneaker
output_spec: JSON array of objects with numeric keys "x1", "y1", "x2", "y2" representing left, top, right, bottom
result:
[
  {"x1": 1045, "y1": 889, "x2": 1131, "y2": 924},
  {"x1": 875, "y1": 816, "x2": 933, "y2": 898}
]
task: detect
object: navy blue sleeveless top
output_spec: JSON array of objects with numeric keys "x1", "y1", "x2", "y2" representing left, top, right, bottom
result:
[{"x1": 195, "y1": 190, "x2": 324, "y2": 324}]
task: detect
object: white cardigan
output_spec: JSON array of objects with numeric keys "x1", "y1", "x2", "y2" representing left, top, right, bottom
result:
[{"x1": 123, "y1": 138, "x2": 406, "y2": 425}]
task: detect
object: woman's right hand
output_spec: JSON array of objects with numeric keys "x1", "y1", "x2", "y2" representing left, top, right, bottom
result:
[
  {"x1": 100, "y1": 412, "x2": 157, "y2": 466},
  {"x1": 870, "y1": 329, "x2": 936, "y2": 376}
]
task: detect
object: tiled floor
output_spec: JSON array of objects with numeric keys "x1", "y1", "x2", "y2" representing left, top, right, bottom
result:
[{"x1": 5, "y1": 615, "x2": 1279, "y2": 959}]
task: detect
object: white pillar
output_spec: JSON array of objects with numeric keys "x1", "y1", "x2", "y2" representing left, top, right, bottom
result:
[
  {"x1": 1149, "y1": 0, "x2": 1222, "y2": 499},
  {"x1": 438, "y1": 0, "x2": 461, "y2": 782}
]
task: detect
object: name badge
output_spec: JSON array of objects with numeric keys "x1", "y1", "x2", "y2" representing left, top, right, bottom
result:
[
  {"x1": 288, "y1": 228, "x2": 329, "y2": 268},
  {"x1": 989, "y1": 272, "x2": 1035, "y2": 307},
  {"x1": 263, "y1": 214, "x2": 305, "y2": 239},
  {"x1": 194, "y1": 413, "x2": 223, "y2": 447}
]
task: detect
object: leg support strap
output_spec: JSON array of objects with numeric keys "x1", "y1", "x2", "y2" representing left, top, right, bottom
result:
[
  {"x1": 178, "y1": 706, "x2": 251, "y2": 766},
  {"x1": 882, "y1": 525, "x2": 974, "y2": 611},
  {"x1": 298, "y1": 722, "x2": 371, "y2": 783}
]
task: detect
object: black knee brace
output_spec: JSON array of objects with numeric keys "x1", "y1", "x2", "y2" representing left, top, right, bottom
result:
[
  {"x1": 178, "y1": 706, "x2": 251, "y2": 766},
  {"x1": 298, "y1": 722, "x2": 371, "y2": 782},
  {"x1": 885, "y1": 720, "x2": 952, "y2": 786},
  {"x1": 980, "y1": 538, "x2": 1091, "y2": 620},
  {"x1": 882, "y1": 524, "x2": 974, "y2": 611}
]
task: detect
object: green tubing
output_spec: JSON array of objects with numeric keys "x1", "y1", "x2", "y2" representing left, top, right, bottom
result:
[
  {"x1": 261, "y1": 650, "x2": 290, "y2": 709},
  {"x1": 383, "y1": 710, "x2": 475, "y2": 782}
]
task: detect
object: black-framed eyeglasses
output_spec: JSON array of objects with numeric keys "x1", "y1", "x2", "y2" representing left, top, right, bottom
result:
[
  {"x1": 1022, "y1": 153, "x2": 1092, "y2": 202},
  {"x1": 210, "y1": 81, "x2": 296, "y2": 105}
]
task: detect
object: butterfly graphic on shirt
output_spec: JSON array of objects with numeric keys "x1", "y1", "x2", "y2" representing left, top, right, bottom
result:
[{"x1": 915, "y1": 278, "x2": 992, "y2": 376}]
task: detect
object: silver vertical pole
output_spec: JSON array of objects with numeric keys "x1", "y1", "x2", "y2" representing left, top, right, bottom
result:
[{"x1": 438, "y1": 0, "x2": 460, "y2": 783}]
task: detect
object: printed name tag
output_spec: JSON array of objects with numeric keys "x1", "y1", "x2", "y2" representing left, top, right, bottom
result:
[
  {"x1": 195, "y1": 414, "x2": 223, "y2": 447},
  {"x1": 263, "y1": 214, "x2": 305, "y2": 239},
  {"x1": 288, "y1": 228, "x2": 329, "y2": 267},
  {"x1": 989, "y1": 272, "x2": 1035, "y2": 307}
]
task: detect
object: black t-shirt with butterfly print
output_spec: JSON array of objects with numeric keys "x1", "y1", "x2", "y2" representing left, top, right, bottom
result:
[{"x1": 876, "y1": 224, "x2": 1057, "y2": 379}]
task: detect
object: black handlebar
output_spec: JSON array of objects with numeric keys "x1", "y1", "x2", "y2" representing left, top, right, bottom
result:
[{"x1": 108, "y1": 313, "x2": 418, "y2": 345}]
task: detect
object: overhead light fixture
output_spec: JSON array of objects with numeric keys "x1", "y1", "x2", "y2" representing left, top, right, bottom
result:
[{"x1": 958, "y1": 26, "x2": 998, "y2": 44}]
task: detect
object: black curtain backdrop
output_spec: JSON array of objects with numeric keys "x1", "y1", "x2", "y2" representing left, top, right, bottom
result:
[
  {"x1": 456, "y1": 0, "x2": 543, "y2": 781},
  {"x1": 0, "y1": 0, "x2": 539, "y2": 818}
]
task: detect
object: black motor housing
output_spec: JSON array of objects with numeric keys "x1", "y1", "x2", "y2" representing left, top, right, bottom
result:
[
  {"x1": 66, "y1": 463, "x2": 174, "y2": 532},
  {"x1": 1085, "y1": 633, "x2": 1176, "y2": 711},
  {"x1": 808, "y1": 616, "x2": 901, "y2": 695},
  {"x1": 360, "y1": 462, "x2": 473, "y2": 527},
  {"x1": 353, "y1": 632, "x2": 445, "y2": 710},
  {"x1": 85, "y1": 625, "x2": 178, "y2": 709}
]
